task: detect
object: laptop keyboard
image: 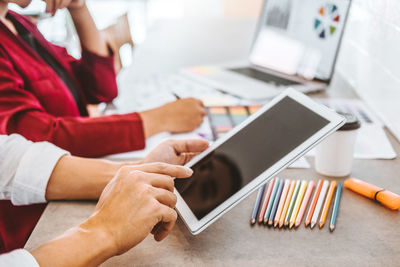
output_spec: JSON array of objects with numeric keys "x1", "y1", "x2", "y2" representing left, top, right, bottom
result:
[{"x1": 229, "y1": 67, "x2": 301, "y2": 86}]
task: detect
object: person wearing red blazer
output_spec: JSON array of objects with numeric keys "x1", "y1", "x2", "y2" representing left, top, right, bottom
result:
[{"x1": 0, "y1": 0, "x2": 206, "y2": 252}]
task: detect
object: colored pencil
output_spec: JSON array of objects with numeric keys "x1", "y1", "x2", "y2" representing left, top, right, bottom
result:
[
  {"x1": 284, "y1": 180, "x2": 301, "y2": 227},
  {"x1": 330, "y1": 183, "x2": 343, "y2": 232},
  {"x1": 305, "y1": 180, "x2": 323, "y2": 227},
  {"x1": 268, "y1": 179, "x2": 284, "y2": 226},
  {"x1": 289, "y1": 180, "x2": 308, "y2": 229},
  {"x1": 258, "y1": 178, "x2": 276, "y2": 223},
  {"x1": 279, "y1": 180, "x2": 296, "y2": 228},
  {"x1": 250, "y1": 184, "x2": 266, "y2": 225},
  {"x1": 274, "y1": 179, "x2": 291, "y2": 227},
  {"x1": 264, "y1": 178, "x2": 280, "y2": 224},
  {"x1": 295, "y1": 181, "x2": 314, "y2": 228},
  {"x1": 319, "y1": 181, "x2": 337, "y2": 228},
  {"x1": 311, "y1": 180, "x2": 329, "y2": 229}
]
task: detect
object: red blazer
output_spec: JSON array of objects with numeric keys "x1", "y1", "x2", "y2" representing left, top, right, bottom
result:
[{"x1": 0, "y1": 11, "x2": 145, "y2": 252}]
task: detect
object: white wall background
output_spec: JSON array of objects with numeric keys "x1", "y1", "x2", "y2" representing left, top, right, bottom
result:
[{"x1": 335, "y1": 0, "x2": 400, "y2": 140}]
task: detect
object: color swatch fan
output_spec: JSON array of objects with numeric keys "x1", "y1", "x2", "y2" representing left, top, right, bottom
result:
[{"x1": 314, "y1": 3, "x2": 340, "y2": 39}]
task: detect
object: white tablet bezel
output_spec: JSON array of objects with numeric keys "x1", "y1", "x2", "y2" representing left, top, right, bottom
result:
[{"x1": 175, "y1": 88, "x2": 345, "y2": 235}]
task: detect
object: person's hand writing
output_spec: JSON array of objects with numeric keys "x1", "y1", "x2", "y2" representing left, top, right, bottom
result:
[
  {"x1": 140, "y1": 98, "x2": 206, "y2": 137},
  {"x1": 142, "y1": 139, "x2": 209, "y2": 165}
]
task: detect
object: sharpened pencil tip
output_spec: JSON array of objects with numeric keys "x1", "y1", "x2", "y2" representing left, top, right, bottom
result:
[
  {"x1": 295, "y1": 223, "x2": 300, "y2": 228},
  {"x1": 305, "y1": 221, "x2": 310, "y2": 227},
  {"x1": 279, "y1": 222, "x2": 283, "y2": 228},
  {"x1": 330, "y1": 225, "x2": 335, "y2": 232},
  {"x1": 319, "y1": 222, "x2": 324, "y2": 229},
  {"x1": 311, "y1": 222, "x2": 316, "y2": 229},
  {"x1": 263, "y1": 219, "x2": 268, "y2": 225},
  {"x1": 289, "y1": 222, "x2": 294, "y2": 229},
  {"x1": 268, "y1": 220, "x2": 273, "y2": 226},
  {"x1": 250, "y1": 219, "x2": 256, "y2": 225}
]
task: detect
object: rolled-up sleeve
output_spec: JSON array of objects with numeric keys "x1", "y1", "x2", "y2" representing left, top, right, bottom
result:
[
  {"x1": 0, "y1": 249, "x2": 39, "y2": 267},
  {"x1": 0, "y1": 134, "x2": 69, "y2": 205}
]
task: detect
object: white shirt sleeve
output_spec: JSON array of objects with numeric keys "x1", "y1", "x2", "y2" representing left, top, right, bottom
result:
[
  {"x1": 0, "y1": 249, "x2": 39, "y2": 267},
  {"x1": 0, "y1": 134, "x2": 70, "y2": 205}
]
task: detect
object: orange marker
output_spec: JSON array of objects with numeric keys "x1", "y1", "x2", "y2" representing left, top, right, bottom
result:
[
  {"x1": 295, "y1": 181, "x2": 314, "y2": 228},
  {"x1": 258, "y1": 178, "x2": 276, "y2": 223},
  {"x1": 305, "y1": 180, "x2": 323, "y2": 227},
  {"x1": 274, "y1": 179, "x2": 291, "y2": 227},
  {"x1": 278, "y1": 180, "x2": 296, "y2": 228},
  {"x1": 319, "y1": 181, "x2": 337, "y2": 228},
  {"x1": 344, "y1": 178, "x2": 400, "y2": 210}
]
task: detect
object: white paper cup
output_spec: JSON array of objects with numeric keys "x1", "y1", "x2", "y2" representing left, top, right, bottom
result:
[{"x1": 315, "y1": 113, "x2": 360, "y2": 177}]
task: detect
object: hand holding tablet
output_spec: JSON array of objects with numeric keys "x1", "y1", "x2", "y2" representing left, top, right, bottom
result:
[{"x1": 175, "y1": 89, "x2": 345, "y2": 234}]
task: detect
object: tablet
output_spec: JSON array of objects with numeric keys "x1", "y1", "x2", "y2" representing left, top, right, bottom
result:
[{"x1": 175, "y1": 88, "x2": 345, "y2": 234}]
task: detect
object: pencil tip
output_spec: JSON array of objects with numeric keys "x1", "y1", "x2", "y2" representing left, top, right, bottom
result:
[
  {"x1": 310, "y1": 222, "x2": 316, "y2": 229},
  {"x1": 263, "y1": 219, "x2": 268, "y2": 225},
  {"x1": 294, "y1": 223, "x2": 299, "y2": 228},
  {"x1": 250, "y1": 219, "x2": 256, "y2": 225},
  {"x1": 289, "y1": 222, "x2": 294, "y2": 229},
  {"x1": 319, "y1": 222, "x2": 324, "y2": 229},
  {"x1": 268, "y1": 221, "x2": 273, "y2": 226},
  {"x1": 330, "y1": 225, "x2": 335, "y2": 232},
  {"x1": 305, "y1": 221, "x2": 310, "y2": 227},
  {"x1": 274, "y1": 221, "x2": 278, "y2": 228}
]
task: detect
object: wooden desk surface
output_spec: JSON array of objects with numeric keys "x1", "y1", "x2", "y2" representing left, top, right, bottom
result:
[{"x1": 25, "y1": 18, "x2": 400, "y2": 266}]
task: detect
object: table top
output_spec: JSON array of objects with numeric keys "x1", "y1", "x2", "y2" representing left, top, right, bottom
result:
[{"x1": 25, "y1": 18, "x2": 400, "y2": 266}]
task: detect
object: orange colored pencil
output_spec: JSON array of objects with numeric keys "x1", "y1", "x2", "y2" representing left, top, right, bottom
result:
[
  {"x1": 319, "y1": 181, "x2": 337, "y2": 228},
  {"x1": 278, "y1": 180, "x2": 296, "y2": 228},
  {"x1": 294, "y1": 181, "x2": 314, "y2": 228},
  {"x1": 258, "y1": 178, "x2": 276, "y2": 223},
  {"x1": 274, "y1": 179, "x2": 290, "y2": 227},
  {"x1": 305, "y1": 180, "x2": 323, "y2": 227}
]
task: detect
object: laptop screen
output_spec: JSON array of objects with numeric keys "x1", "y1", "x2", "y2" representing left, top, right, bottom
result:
[{"x1": 250, "y1": 0, "x2": 351, "y2": 81}]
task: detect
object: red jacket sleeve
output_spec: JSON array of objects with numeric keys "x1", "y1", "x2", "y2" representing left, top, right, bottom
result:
[
  {"x1": 50, "y1": 44, "x2": 118, "y2": 104},
  {"x1": 0, "y1": 57, "x2": 145, "y2": 157}
]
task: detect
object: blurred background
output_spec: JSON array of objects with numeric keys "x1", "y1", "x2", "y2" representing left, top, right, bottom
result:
[{"x1": 9, "y1": 0, "x2": 400, "y2": 138}]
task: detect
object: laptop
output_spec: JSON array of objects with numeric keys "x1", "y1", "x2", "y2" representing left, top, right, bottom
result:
[{"x1": 181, "y1": 0, "x2": 352, "y2": 100}]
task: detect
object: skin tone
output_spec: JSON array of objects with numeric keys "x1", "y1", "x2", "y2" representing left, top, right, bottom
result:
[
  {"x1": 33, "y1": 138, "x2": 209, "y2": 266},
  {"x1": 0, "y1": 0, "x2": 207, "y2": 138},
  {"x1": 45, "y1": 138, "x2": 209, "y2": 200}
]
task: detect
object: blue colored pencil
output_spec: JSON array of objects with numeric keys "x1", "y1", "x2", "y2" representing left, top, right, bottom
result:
[
  {"x1": 330, "y1": 183, "x2": 343, "y2": 232},
  {"x1": 250, "y1": 184, "x2": 266, "y2": 225},
  {"x1": 263, "y1": 178, "x2": 280, "y2": 224},
  {"x1": 284, "y1": 180, "x2": 301, "y2": 227},
  {"x1": 268, "y1": 179, "x2": 285, "y2": 226}
]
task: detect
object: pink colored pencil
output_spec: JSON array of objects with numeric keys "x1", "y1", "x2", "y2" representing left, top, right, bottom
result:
[
  {"x1": 273, "y1": 179, "x2": 291, "y2": 227},
  {"x1": 295, "y1": 181, "x2": 315, "y2": 228},
  {"x1": 258, "y1": 178, "x2": 276, "y2": 223}
]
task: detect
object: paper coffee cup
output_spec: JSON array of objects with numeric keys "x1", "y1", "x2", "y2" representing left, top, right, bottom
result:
[{"x1": 315, "y1": 113, "x2": 360, "y2": 177}]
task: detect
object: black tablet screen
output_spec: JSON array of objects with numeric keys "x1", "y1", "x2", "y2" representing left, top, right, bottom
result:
[{"x1": 175, "y1": 96, "x2": 329, "y2": 220}]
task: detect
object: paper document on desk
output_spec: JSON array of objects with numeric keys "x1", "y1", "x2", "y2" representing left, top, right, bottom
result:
[{"x1": 308, "y1": 98, "x2": 396, "y2": 159}]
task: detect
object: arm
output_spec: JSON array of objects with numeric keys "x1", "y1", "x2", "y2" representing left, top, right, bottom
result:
[
  {"x1": 0, "y1": 134, "x2": 207, "y2": 204},
  {"x1": 32, "y1": 164, "x2": 193, "y2": 266},
  {"x1": 68, "y1": 3, "x2": 109, "y2": 57},
  {"x1": 42, "y1": 0, "x2": 116, "y2": 103}
]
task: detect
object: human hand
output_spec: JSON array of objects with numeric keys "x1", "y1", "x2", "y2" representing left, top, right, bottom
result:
[
  {"x1": 42, "y1": 0, "x2": 85, "y2": 15},
  {"x1": 140, "y1": 98, "x2": 206, "y2": 137},
  {"x1": 142, "y1": 139, "x2": 209, "y2": 165},
  {"x1": 81, "y1": 163, "x2": 193, "y2": 255}
]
